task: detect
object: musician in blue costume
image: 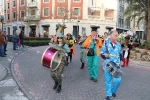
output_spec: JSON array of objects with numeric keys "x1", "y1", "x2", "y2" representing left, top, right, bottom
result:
[{"x1": 100, "y1": 31, "x2": 123, "y2": 100}]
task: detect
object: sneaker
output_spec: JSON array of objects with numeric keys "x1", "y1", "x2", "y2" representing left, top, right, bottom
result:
[
  {"x1": 105, "y1": 96, "x2": 110, "y2": 100},
  {"x1": 112, "y1": 93, "x2": 116, "y2": 97}
]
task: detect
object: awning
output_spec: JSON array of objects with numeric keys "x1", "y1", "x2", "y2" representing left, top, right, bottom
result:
[
  {"x1": 90, "y1": 25, "x2": 100, "y2": 28},
  {"x1": 106, "y1": 26, "x2": 113, "y2": 29},
  {"x1": 42, "y1": 25, "x2": 50, "y2": 27}
]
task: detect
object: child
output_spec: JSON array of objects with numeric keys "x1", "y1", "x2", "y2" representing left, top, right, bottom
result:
[{"x1": 50, "y1": 32, "x2": 70, "y2": 93}]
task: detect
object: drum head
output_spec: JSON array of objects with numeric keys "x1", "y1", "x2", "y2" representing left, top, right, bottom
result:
[{"x1": 50, "y1": 51, "x2": 62, "y2": 71}]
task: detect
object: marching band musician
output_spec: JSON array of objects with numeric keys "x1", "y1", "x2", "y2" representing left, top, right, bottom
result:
[
  {"x1": 66, "y1": 33, "x2": 76, "y2": 64},
  {"x1": 50, "y1": 32, "x2": 70, "y2": 93},
  {"x1": 84, "y1": 29, "x2": 102, "y2": 82},
  {"x1": 79, "y1": 33, "x2": 87, "y2": 69},
  {"x1": 100, "y1": 30, "x2": 123, "y2": 100}
]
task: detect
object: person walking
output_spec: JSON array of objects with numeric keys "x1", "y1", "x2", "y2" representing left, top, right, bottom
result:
[
  {"x1": 79, "y1": 33, "x2": 87, "y2": 69},
  {"x1": 3, "y1": 31, "x2": 8, "y2": 55},
  {"x1": 12, "y1": 32, "x2": 18, "y2": 50},
  {"x1": 0, "y1": 31, "x2": 6, "y2": 57},
  {"x1": 19, "y1": 30, "x2": 24, "y2": 48},
  {"x1": 100, "y1": 30, "x2": 123, "y2": 100},
  {"x1": 50, "y1": 32, "x2": 70, "y2": 93},
  {"x1": 84, "y1": 30, "x2": 102, "y2": 82}
]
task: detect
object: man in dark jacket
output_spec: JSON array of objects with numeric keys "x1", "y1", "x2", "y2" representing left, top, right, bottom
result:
[{"x1": 19, "y1": 30, "x2": 24, "y2": 47}]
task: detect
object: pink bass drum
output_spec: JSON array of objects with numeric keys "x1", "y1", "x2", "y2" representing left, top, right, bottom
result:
[{"x1": 41, "y1": 47, "x2": 62, "y2": 71}]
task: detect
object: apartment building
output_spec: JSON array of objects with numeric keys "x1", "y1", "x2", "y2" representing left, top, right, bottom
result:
[
  {"x1": 0, "y1": 0, "x2": 4, "y2": 30},
  {"x1": 4, "y1": 0, "x2": 118, "y2": 37},
  {"x1": 117, "y1": 0, "x2": 146, "y2": 40}
]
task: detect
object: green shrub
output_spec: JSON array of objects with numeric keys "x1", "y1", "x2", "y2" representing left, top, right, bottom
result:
[
  {"x1": 24, "y1": 40, "x2": 49, "y2": 47},
  {"x1": 143, "y1": 40, "x2": 150, "y2": 50}
]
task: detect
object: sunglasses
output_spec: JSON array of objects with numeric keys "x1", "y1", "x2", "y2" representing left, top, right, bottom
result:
[{"x1": 57, "y1": 37, "x2": 63, "y2": 39}]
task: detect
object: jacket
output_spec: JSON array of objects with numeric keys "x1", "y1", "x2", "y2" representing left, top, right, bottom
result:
[{"x1": 84, "y1": 35, "x2": 102, "y2": 56}]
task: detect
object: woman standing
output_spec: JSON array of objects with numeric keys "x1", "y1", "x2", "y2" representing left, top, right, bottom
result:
[{"x1": 121, "y1": 36, "x2": 132, "y2": 67}]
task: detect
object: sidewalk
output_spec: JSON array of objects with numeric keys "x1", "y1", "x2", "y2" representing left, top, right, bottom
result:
[
  {"x1": 0, "y1": 42, "x2": 29, "y2": 100},
  {"x1": 0, "y1": 63, "x2": 7, "y2": 81}
]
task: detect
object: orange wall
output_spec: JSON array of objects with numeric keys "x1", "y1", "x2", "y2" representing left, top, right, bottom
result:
[
  {"x1": 70, "y1": 0, "x2": 83, "y2": 19},
  {"x1": 54, "y1": 0, "x2": 68, "y2": 19},
  {"x1": 41, "y1": 0, "x2": 52, "y2": 19}
]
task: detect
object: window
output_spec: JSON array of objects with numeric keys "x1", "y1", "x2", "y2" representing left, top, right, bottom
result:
[
  {"x1": 57, "y1": 7, "x2": 65, "y2": 16},
  {"x1": 13, "y1": 12, "x2": 16, "y2": 19},
  {"x1": 73, "y1": 8, "x2": 80, "y2": 16},
  {"x1": 58, "y1": 0, "x2": 65, "y2": 2},
  {"x1": 44, "y1": 0, "x2": 49, "y2": 2},
  {"x1": 43, "y1": 8, "x2": 49, "y2": 16},
  {"x1": 20, "y1": 0, "x2": 24, "y2": 5},
  {"x1": 31, "y1": 10, "x2": 35, "y2": 15},
  {"x1": 31, "y1": 0, "x2": 35, "y2": 2},
  {"x1": 13, "y1": 0, "x2": 16, "y2": 7},
  {"x1": 8, "y1": 3, "x2": 10, "y2": 9},
  {"x1": 20, "y1": 11, "x2": 25, "y2": 18},
  {"x1": 7, "y1": 14, "x2": 10, "y2": 20},
  {"x1": 73, "y1": 0, "x2": 80, "y2": 2}
]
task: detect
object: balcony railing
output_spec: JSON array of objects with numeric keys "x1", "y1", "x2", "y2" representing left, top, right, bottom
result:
[
  {"x1": 27, "y1": 2, "x2": 37, "y2": 8},
  {"x1": 24, "y1": 15, "x2": 40, "y2": 21}
]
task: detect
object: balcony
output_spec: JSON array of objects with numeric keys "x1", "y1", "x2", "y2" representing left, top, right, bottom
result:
[
  {"x1": 24, "y1": 15, "x2": 40, "y2": 21},
  {"x1": 27, "y1": 2, "x2": 37, "y2": 8}
]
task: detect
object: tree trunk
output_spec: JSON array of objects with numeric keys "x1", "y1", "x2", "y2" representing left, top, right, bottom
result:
[{"x1": 147, "y1": 0, "x2": 150, "y2": 40}]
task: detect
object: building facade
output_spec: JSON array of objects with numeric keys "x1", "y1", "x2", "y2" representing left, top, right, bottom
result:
[
  {"x1": 0, "y1": 0, "x2": 4, "y2": 31},
  {"x1": 117, "y1": 0, "x2": 146, "y2": 40},
  {"x1": 4, "y1": 0, "x2": 117, "y2": 37}
]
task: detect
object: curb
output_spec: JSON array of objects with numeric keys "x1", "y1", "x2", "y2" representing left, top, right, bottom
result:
[
  {"x1": 0, "y1": 62, "x2": 7, "y2": 81},
  {"x1": 130, "y1": 59, "x2": 150, "y2": 67},
  {"x1": 10, "y1": 47, "x2": 35, "y2": 100}
]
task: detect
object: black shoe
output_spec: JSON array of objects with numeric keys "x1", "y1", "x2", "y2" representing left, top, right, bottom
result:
[
  {"x1": 112, "y1": 93, "x2": 116, "y2": 97},
  {"x1": 80, "y1": 62, "x2": 84, "y2": 69},
  {"x1": 5, "y1": 50, "x2": 7, "y2": 51},
  {"x1": 1, "y1": 56, "x2": 6, "y2": 57},
  {"x1": 105, "y1": 96, "x2": 110, "y2": 100},
  {"x1": 56, "y1": 85, "x2": 61, "y2": 93},
  {"x1": 93, "y1": 79, "x2": 97, "y2": 82},
  {"x1": 5, "y1": 54, "x2": 7, "y2": 55},
  {"x1": 53, "y1": 82, "x2": 58, "y2": 89}
]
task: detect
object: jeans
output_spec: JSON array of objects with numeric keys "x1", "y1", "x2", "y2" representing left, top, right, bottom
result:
[{"x1": 0, "y1": 45, "x2": 4, "y2": 56}]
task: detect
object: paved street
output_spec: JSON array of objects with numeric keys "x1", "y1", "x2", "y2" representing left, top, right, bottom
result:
[
  {"x1": 10, "y1": 44, "x2": 150, "y2": 100},
  {"x1": 0, "y1": 43, "x2": 150, "y2": 100}
]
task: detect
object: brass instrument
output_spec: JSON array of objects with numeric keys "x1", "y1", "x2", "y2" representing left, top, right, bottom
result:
[{"x1": 93, "y1": 38, "x2": 99, "y2": 44}]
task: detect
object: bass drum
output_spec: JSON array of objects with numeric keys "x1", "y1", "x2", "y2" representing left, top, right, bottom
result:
[{"x1": 41, "y1": 47, "x2": 62, "y2": 71}]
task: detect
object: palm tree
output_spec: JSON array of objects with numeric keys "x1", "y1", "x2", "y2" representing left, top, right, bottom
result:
[{"x1": 123, "y1": 0, "x2": 149, "y2": 40}]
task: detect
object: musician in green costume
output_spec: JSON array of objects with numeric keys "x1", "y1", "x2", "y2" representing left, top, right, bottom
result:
[{"x1": 79, "y1": 33, "x2": 87, "y2": 69}]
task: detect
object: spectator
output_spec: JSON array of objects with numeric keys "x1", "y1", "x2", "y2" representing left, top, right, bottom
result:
[
  {"x1": 0, "y1": 31, "x2": 6, "y2": 57},
  {"x1": 19, "y1": 30, "x2": 24, "y2": 48},
  {"x1": 12, "y1": 32, "x2": 18, "y2": 50}
]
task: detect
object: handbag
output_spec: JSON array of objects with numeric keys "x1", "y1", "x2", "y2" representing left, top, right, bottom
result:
[{"x1": 87, "y1": 44, "x2": 95, "y2": 56}]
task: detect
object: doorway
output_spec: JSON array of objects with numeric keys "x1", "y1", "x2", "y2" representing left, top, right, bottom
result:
[
  {"x1": 73, "y1": 26, "x2": 79, "y2": 38},
  {"x1": 29, "y1": 26, "x2": 36, "y2": 37}
]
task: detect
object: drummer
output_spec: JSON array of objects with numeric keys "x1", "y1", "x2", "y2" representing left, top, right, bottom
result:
[{"x1": 50, "y1": 32, "x2": 70, "y2": 93}]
